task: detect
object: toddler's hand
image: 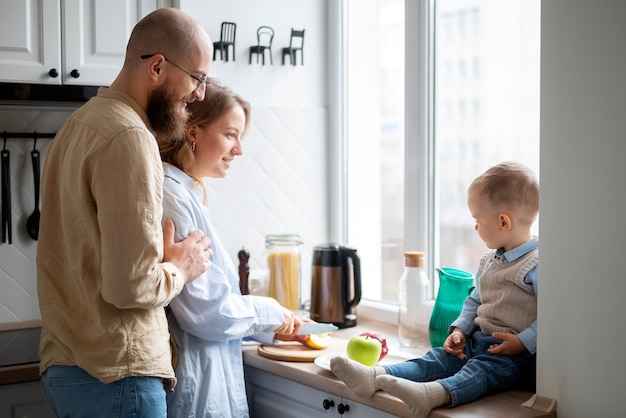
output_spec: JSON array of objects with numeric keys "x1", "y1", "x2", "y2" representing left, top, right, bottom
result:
[
  {"x1": 487, "y1": 332, "x2": 526, "y2": 356},
  {"x1": 444, "y1": 328, "x2": 467, "y2": 360}
]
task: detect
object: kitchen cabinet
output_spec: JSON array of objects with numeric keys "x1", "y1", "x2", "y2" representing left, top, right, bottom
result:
[
  {"x1": 245, "y1": 366, "x2": 398, "y2": 418},
  {"x1": 0, "y1": 381, "x2": 55, "y2": 418},
  {"x1": 0, "y1": 0, "x2": 169, "y2": 86}
]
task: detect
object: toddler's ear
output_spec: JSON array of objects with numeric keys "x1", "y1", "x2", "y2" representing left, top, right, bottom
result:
[{"x1": 499, "y1": 212, "x2": 512, "y2": 231}]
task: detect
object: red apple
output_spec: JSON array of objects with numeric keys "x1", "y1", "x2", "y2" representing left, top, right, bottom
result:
[{"x1": 360, "y1": 332, "x2": 388, "y2": 362}]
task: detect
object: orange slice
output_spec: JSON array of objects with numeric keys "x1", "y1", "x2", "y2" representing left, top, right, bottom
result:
[{"x1": 305, "y1": 332, "x2": 332, "y2": 349}]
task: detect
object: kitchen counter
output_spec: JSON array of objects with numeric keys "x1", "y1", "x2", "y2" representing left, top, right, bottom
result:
[
  {"x1": 2, "y1": 319, "x2": 553, "y2": 417},
  {"x1": 0, "y1": 320, "x2": 42, "y2": 386},
  {"x1": 242, "y1": 319, "x2": 555, "y2": 418},
  {"x1": 243, "y1": 320, "x2": 417, "y2": 417}
]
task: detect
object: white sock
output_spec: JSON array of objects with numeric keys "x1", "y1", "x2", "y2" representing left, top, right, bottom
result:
[
  {"x1": 376, "y1": 375, "x2": 450, "y2": 418},
  {"x1": 329, "y1": 355, "x2": 386, "y2": 397}
]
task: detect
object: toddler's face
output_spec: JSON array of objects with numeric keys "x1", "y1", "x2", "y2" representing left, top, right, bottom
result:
[{"x1": 467, "y1": 189, "x2": 505, "y2": 250}]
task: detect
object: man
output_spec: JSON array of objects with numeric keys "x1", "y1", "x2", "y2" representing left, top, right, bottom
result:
[{"x1": 37, "y1": 8, "x2": 214, "y2": 417}]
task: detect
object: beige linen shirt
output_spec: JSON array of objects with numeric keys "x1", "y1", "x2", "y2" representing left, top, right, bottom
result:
[{"x1": 37, "y1": 87, "x2": 185, "y2": 388}]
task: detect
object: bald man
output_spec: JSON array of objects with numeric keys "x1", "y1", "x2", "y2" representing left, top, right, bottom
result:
[{"x1": 37, "y1": 8, "x2": 214, "y2": 417}]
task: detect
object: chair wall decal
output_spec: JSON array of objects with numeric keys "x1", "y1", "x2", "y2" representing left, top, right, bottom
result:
[
  {"x1": 213, "y1": 22, "x2": 237, "y2": 62},
  {"x1": 249, "y1": 26, "x2": 275, "y2": 65},
  {"x1": 282, "y1": 29, "x2": 305, "y2": 66}
]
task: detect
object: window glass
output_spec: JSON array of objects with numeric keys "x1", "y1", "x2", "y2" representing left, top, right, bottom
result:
[{"x1": 344, "y1": 0, "x2": 540, "y2": 304}]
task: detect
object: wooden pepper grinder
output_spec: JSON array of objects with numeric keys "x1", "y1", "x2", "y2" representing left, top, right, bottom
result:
[{"x1": 238, "y1": 247, "x2": 250, "y2": 295}]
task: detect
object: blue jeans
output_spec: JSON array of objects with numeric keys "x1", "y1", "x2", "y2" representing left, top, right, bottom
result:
[
  {"x1": 383, "y1": 331, "x2": 532, "y2": 406},
  {"x1": 41, "y1": 365, "x2": 167, "y2": 418}
]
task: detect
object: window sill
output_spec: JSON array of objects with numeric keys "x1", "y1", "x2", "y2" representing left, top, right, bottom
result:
[{"x1": 357, "y1": 298, "x2": 434, "y2": 331}]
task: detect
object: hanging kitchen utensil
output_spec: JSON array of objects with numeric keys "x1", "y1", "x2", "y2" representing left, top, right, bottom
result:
[
  {"x1": 1, "y1": 136, "x2": 11, "y2": 244},
  {"x1": 26, "y1": 137, "x2": 40, "y2": 240}
]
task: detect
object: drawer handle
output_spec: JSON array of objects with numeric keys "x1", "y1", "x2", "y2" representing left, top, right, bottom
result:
[
  {"x1": 322, "y1": 399, "x2": 334, "y2": 410},
  {"x1": 48, "y1": 68, "x2": 59, "y2": 78},
  {"x1": 70, "y1": 69, "x2": 80, "y2": 78},
  {"x1": 338, "y1": 402, "x2": 350, "y2": 414}
]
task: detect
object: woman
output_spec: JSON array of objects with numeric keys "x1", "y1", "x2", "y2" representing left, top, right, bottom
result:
[{"x1": 159, "y1": 79, "x2": 306, "y2": 418}]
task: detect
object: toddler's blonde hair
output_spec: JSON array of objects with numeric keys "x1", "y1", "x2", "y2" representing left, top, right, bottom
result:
[{"x1": 469, "y1": 161, "x2": 539, "y2": 226}]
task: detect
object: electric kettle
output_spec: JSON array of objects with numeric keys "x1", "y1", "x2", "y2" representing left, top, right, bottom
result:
[{"x1": 309, "y1": 243, "x2": 361, "y2": 328}]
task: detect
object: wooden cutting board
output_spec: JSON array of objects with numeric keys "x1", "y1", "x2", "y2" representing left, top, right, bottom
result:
[{"x1": 257, "y1": 339, "x2": 347, "y2": 362}]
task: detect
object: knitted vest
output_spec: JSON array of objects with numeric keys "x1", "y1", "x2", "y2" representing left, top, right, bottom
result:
[{"x1": 474, "y1": 248, "x2": 538, "y2": 335}]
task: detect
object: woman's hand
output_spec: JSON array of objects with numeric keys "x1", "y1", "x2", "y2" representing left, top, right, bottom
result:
[
  {"x1": 444, "y1": 327, "x2": 468, "y2": 360},
  {"x1": 274, "y1": 310, "x2": 309, "y2": 345},
  {"x1": 487, "y1": 332, "x2": 526, "y2": 356},
  {"x1": 272, "y1": 306, "x2": 301, "y2": 335}
]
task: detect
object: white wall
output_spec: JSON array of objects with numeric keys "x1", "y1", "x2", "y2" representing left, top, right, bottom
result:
[
  {"x1": 176, "y1": 0, "x2": 330, "y2": 302},
  {"x1": 538, "y1": 1, "x2": 626, "y2": 416},
  {"x1": 177, "y1": 0, "x2": 327, "y2": 107}
]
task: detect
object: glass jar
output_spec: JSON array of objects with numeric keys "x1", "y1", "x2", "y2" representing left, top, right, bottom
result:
[
  {"x1": 265, "y1": 234, "x2": 303, "y2": 311},
  {"x1": 398, "y1": 251, "x2": 431, "y2": 349}
]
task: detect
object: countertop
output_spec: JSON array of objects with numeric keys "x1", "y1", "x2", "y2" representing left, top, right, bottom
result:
[
  {"x1": 242, "y1": 319, "x2": 553, "y2": 418},
  {"x1": 0, "y1": 320, "x2": 42, "y2": 386},
  {"x1": 243, "y1": 320, "x2": 419, "y2": 417},
  {"x1": 2, "y1": 319, "x2": 549, "y2": 417}
]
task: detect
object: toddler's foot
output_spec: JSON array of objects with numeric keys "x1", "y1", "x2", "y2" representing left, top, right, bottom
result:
[
  {"x1": 376, "y1": 375, "x2": 450, "y2": 418},
  {"x1": 330, "y1": 355, "x2": 386, "y2": 397}
]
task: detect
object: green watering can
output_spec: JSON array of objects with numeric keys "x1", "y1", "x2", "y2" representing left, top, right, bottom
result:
[{"x1": 428, "y1": 267, "x2": 475, "y2": 348}]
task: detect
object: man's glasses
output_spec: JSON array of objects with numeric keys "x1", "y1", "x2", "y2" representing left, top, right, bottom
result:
[{"x1": 140, "y1": 54, "x2": 207, "y2": 91}]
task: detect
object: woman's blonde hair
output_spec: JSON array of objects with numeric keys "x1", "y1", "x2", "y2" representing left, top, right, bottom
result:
[
  {"x1": 159, "y1": 78, "x2": 251, "y2": 183},
  {"x1": 469, "y1": 161, "x2": 539, "y2": 225}
]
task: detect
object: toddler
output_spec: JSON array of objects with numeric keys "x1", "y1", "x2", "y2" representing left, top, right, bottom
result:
[{"x1": 331, "y1": 161, "x2": 539, "y2": 417}]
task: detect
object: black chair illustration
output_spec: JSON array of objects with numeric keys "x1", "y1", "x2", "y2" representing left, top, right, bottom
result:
[
  {"x1": 249, "y1": 26, "x2": 275, "y2": 65},
  {"x1": 213, "y1": 22, "x2": 237, "y2": 62},
  {"x1": 282, "y1": 29, "x2": 305, "y2": 66}
]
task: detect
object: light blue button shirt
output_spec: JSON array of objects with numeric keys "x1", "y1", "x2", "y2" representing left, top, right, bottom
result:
[{"x1": 162, "y1": 164, "x2": 283, "y2": 418}]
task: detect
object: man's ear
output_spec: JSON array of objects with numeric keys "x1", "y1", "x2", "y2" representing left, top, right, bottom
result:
[
  {"x1": 499, "y1": 212, "x2": 512, "y2": 231},
  {"x1": 145, "y1": 54, "x2": 165, "y2": 82}
]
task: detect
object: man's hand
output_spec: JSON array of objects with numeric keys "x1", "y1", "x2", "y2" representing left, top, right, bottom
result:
[
  {"x1": 487, "y1": 332, "x2": 526, "y2": 356},
  {"x1": 443, "y1": 327, "x2": 468, "y2": 360},
  {"x1": 163, "y1": 219, "x2": 212, "y2": 283}
]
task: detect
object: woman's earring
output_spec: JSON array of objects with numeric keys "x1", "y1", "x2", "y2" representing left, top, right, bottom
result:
[{"x1": 191, "y1": 142, "x2": 196, "y2": 152}]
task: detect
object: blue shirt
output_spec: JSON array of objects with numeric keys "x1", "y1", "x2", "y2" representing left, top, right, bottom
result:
[
  {"x1": 451, "y1": 237, "x2": 539, "y2": 354},
  {"x1": 162, "y1": 164, "x2": 283, "y2": 418}
]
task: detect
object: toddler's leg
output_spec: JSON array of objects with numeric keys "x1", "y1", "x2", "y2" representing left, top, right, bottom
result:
[
  {"x1": 330, "y1": 356, "x2": 386, "y2": 397},
  {"x1": 377, "y1": 375, "x2": 450, "y2": 418}
]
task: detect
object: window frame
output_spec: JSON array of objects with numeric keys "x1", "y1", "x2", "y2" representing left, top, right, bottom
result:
[{"x1": 328, "y1": 0, "x2": 433, "y2": 324}]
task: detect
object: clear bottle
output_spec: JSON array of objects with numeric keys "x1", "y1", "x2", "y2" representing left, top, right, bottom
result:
[
  {"x1": 398, "y1": 251, "x2": 431, "y2": 348},
  {"x1": 265, "y1": 234, "x2": 303, "y2": 311}
]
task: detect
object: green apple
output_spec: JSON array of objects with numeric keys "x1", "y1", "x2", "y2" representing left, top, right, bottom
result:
[{"x1": 346, "y1": 335, "x2": 383, "y2": 366}]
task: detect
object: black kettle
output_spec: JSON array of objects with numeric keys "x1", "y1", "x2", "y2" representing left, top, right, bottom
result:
[{"x1": 309, "y1": 243, "x2": 361, "y2": 328}]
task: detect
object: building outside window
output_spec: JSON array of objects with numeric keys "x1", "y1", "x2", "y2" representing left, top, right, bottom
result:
[{"x1": 337, "y1": 0, "x2": 540, "y2": 307}]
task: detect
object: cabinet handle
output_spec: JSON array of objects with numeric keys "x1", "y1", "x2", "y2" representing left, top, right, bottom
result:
[
  {"x1": 48, "y1": 68, "x2": 59, "y2": 78},
  {"x1": 322, "y1": 399, "x2": 335, "y2": 410},
  {"x1": 70, "y1": 69, "x2": 80, "y2": 78},
  {"x1": 338, "y1": 402, "x2": 350, "y2": 414}
]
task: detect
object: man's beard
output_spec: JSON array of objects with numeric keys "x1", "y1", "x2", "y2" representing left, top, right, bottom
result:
[{"x1": 146, "y1": 84, "x2": 189, "y2": 141}]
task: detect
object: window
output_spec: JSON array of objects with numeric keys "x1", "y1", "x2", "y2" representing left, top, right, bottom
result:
[{"x1": 334, "y1": 0, "x2": 540, "y2": 308}]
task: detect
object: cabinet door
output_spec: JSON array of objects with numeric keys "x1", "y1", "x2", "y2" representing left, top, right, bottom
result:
[
  {"x1": 338, "y1": 400, "x2": 398, "y2": 418},
  {"x1": 62, "y1": 0, "x2": 161, "y2": 86},
  {"x1": 0, "y1": 381, "x2": 56, "y2": 418},
  {"x1": 0, "y1": 0, "x2": 62, "y2": 85},
  {"x1": 245, "y1": 366, "x2": 339, "y2": 418}
]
